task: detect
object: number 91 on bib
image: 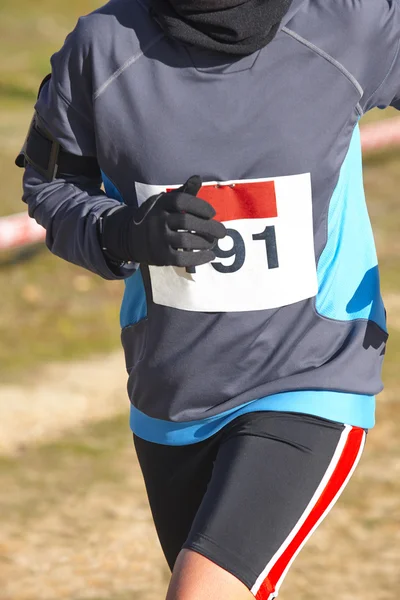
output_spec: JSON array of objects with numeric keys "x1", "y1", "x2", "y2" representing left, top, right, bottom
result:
[{"x1": 136, "y1": 173, "x2": 318, "y2": 313}]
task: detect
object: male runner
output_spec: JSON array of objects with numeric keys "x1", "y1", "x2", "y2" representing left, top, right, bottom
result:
[{"x1": 17, "y1": 1, "x2": 399, "y2": 598}]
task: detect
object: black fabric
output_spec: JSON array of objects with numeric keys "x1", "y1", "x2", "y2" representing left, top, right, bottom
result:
[
  {"x1": 150, "y1": 0, "x2": 293, "y2": 56},
  {"x1": 15, "y1": 117, "x2": 101, "y2": 181},
  {"x1": 134, "y1": 412, "x2": 348, "y2": 589},
  {"x1": 101, "y1": 175, "x2": 226, "y2": 267},
  {"x1": 16, "y1": 73, "x2": 101, "y2": 180}
]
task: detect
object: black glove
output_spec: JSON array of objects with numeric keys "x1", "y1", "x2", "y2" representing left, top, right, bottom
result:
[{"x1": 100, "y1": 175, "x2": 226, "y2": 268}]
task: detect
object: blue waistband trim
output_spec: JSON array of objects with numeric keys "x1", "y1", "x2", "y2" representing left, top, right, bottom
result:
[{"x1": 130, "y1": 390, "x2": 375, "y2": 445}]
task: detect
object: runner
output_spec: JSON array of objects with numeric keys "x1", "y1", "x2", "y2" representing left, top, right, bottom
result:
[{"x1": 17, "y1": 1, "x2": 398, "y2": 598}]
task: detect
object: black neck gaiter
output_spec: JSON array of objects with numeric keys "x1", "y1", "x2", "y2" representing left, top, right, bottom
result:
[{"x1": 150, "y1": 0, "x2": 293, "y2": 56}]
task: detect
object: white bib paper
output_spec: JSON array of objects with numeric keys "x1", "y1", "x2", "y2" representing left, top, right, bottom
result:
[{"x1": 135, "y1": 174, "x2": 317, "y2": 312}]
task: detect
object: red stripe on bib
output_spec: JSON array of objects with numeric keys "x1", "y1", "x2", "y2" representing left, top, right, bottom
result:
[
  {"x1": 166, "y1": 182, "x2": 278, "y2": 222},
  {"x1": 166, "y1": 181, "x2": 277, "y2": 222},
  {"x1": 198, "y1": 182, "x2": 277, "y2": 222}
]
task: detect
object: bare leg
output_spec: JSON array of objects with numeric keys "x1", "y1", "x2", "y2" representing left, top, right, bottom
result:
[{"x1": 166, "y1": 549, "x2": 254, "y2": 600}]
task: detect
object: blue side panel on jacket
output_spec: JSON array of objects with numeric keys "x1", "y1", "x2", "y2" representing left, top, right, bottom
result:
[
  {"x1": 102, "y1": 172, "x2": 147, "y2": 328},
  {"x1": 120, "y1": 272, "x2": 147, "y2": 328},
  {"x1": 316, "y1": 126, "x2": 386, "y2": 331}
]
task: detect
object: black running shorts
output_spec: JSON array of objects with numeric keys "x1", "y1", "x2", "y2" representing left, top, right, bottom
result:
[{"x1": 134, "y1": 411, "x2": 366, "y2": 599}]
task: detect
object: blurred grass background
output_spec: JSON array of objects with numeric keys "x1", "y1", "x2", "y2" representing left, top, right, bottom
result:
[
  {"x1": 0, "y1": 0, "x2": 122, "y2": 382},
  {"x1": 0, "y1": 1, "x2": 399, "y2": 599}
]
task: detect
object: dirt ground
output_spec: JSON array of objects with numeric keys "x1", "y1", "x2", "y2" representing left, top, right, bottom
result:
[
  {"x1": 0, "y1": 351, "x2": 127, "y2": 454},
  {"x1": 0, "y1": 348, "x2": 399, "y2": 600}
]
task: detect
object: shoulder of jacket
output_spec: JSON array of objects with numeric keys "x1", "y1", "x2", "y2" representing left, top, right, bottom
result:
[
  {"x1": 284, "y1": 0, "x2": 400, "y2": 111},
  {"x1": 287, "y1": 0, "x2": 399, "y2": 36},
  {"x1": 56, "y1": 0, "x2": 164, "y2": 99},
  {"x1": 71, "y1": 0, "x2": 161, "y2": 55}
]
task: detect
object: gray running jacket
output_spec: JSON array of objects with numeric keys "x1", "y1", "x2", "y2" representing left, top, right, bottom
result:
[{"x1": 22, "y1": 0, "x2": 400, "y2": 444}]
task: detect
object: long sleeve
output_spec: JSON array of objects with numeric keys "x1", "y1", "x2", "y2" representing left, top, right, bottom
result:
[
  {"x1": 21, "y1": 17, "x2": 135, "y2": 280},
  {"x1": 23, "y1": 166, "x2": 135, "y2": 280}
]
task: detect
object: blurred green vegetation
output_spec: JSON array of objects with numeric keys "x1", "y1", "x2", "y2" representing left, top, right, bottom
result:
[{"x1": 0, "y1": 1, "x2": 123, "y2": 381}]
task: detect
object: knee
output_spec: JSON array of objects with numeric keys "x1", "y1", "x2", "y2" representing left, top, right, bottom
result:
[{"x1": 166, "y1": 549, "x2": 254, "y2": 600}]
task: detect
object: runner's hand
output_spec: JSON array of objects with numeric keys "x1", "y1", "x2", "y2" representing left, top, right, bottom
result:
[{"x1": 101, "y1": 175, "x2": 226, "y2": 267}]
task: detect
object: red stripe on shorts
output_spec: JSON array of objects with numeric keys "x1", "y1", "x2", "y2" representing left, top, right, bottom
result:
[{"x1": 255, "y1": 426, "x2": 365, "y2": 600}]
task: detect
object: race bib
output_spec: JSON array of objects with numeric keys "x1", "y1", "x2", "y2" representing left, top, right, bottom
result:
[{"x1": 135, "y1": 174, "x2": 317, "y2": 312}]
